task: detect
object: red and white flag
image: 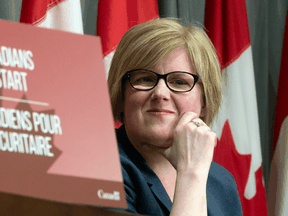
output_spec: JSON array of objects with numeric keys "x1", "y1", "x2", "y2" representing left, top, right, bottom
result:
[
  {"x1": 20, "y1": 0, "x2": 83, "y2": 34},
  {"x1": 205, "y1": 0, "x2": 268, "y2": 215},
  {"x1": 267, "y1": 7, "x2": 288, "y2": 216},
  {"x1": 96, "y1": 0, "x2": 159, "y2": 78}
]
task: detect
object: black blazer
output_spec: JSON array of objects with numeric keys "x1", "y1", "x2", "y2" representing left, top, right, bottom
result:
[{"x1": 117, "y1": 125, "x2": 243, "y2": 216}]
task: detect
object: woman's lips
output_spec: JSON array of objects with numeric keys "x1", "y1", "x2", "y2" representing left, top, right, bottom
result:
[{"x1": 146, "y1": 109, "x2": 175, "y2": 115}]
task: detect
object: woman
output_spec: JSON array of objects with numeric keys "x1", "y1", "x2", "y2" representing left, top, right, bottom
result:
[{"x1": 108, "y1": 19, "x2": 243, "y2": 216}]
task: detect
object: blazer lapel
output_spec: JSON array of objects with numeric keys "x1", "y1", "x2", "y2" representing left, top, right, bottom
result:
[{"x1": 145, "y1": 176, "x2": 173, "y2": 212}]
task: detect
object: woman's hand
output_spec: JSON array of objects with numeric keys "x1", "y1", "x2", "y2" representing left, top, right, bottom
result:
[
  {"x1": 167, "y1": 112, "x2": 217, "y2": 216},
  {"x1": 143, "y1": 111, "x2": 216, "y2": 216},
  {"x1": 156, "y1": 111, "x2": 217, "y2": 177}
]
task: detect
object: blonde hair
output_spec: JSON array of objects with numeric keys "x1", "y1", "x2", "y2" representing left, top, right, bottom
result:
[{"x1": 108, "y1": 18, "x2": 222, "y2": 126}]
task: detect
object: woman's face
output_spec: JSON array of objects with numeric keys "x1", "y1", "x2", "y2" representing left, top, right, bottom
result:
[{"x1": 123, "y1": 47, "x2": 206, "y2": 148}]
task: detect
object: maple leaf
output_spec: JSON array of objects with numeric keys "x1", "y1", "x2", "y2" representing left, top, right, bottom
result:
[{"x1": 213, "y1": 120, "x2": 267, "y2": 216}]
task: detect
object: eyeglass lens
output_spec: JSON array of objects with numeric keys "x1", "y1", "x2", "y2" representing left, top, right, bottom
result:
[{"x1": 129, "y1": 70, "x2": 195, "y2": 92}]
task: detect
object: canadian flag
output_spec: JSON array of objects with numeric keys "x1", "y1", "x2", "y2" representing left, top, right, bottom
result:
[
  {"x1": 96, "y1": 0, "x2": 159, "y2": 78},
  {"x1": 20, "y1": 0, "x2": 83, "y2": 34},
  {"x1": 204, "y1": 0, "x2": 268, "y2": 215},
  {"x1": 267, "y1": 7, "x2": 288, "y2": 216}
]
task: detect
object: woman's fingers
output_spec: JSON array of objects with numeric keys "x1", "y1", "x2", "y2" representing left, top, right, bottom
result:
[
  {"x1": 175, "y1": 112, "x2": 199, "y2": 130},
  {"x1": 143, "y1": 111, "x2": 217, "y2": 175},
  {"x1": 171, "y1": 112, "x2": 217, "y2": 175}
]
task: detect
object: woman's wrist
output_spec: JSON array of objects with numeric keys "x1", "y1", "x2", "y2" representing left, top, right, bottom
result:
[
  {"x1": 176, "y1": 170, "x2": 208, "y2": 189},
  {"x1": 176, "y1": 164, "x2": 210, "y2": 179},
  {"x1": 171, "y1": 169, "x2": 208, "y2": 216}
]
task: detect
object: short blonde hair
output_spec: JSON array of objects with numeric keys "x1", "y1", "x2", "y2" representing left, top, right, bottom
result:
[{"x1": 108, "y1": 18, "x2": 222, "y2": 126}]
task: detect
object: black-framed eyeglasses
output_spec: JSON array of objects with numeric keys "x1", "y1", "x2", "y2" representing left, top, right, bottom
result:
[{"x1": 123, "y1": 69, "x2": 200, "y2": 92}]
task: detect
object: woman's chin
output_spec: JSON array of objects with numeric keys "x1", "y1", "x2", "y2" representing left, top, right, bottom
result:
[
  {"x1": 125, "y1": 122, "x2": 175, "y2": 148},
  {"x1": 144, "y1": 132, "x2": 173, "y2": 148}
]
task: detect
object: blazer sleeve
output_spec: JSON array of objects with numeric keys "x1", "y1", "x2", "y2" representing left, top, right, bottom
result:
[{"x1": 207, "y1": 162, "x2": 243, "y2": 216}]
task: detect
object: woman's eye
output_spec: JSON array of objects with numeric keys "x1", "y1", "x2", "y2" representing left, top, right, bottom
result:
[
  {"x1": 136, "y1": 77, "x2": 154, "y2": 83},
  {"x1": 170, "y1": 79, "x2": 188, "y2": 85}
]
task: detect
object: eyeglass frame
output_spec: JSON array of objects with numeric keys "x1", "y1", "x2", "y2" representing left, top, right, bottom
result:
[{"x1": 122, "y1": 69, "x2": 201, "y2": 93}]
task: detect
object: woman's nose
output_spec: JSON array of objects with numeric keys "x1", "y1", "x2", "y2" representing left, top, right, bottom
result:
[{"x1": 151, "y1": 79, "x2": 170, "y2": 100}]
